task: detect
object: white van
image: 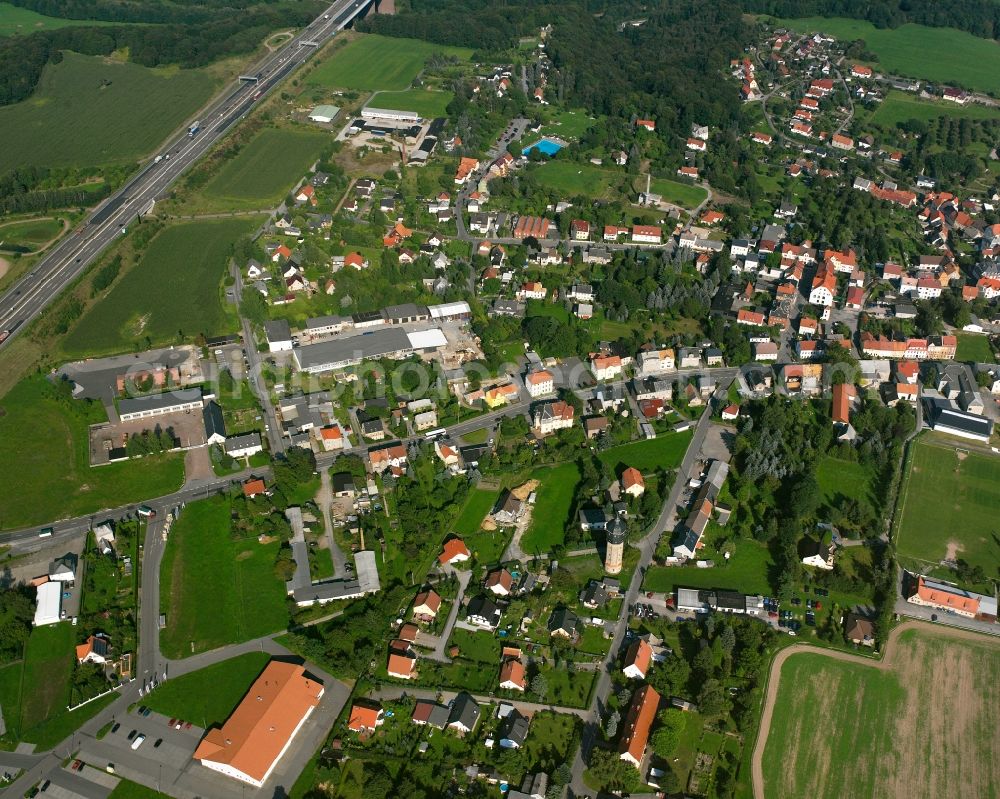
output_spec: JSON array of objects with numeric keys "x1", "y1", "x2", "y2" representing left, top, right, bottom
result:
[{"x1": 131, "y1": 734, "x2": 146, "y2": 750}]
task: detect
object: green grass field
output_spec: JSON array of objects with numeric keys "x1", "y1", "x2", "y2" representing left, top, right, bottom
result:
[
  {"x1": 159, "y1": 498, "x2": 288, "y2": 659},
  {"x1": 761, "y1": 629, "x2": 1000, "y2": 799},
  {"x1": 200, "y1": 128, "x2": 330, "y2": 208},
  {"x1": 307, "y1": 33, "x2": 472, "y2": 91},
  {"x1": 815, "y1": 456, "x2": 876, "y2": 514},
  {"x1": 452, "y1": 488, "x2": 499, "y2": 537},
  {"x1": 775, "y1": 17, "x2": 1000, "y2": 93},
  {"x1": 645, "y1": 539, "x2": 774, "y2": 596},
  {"x1": 598, "y1": 430, "x2": 693, "y2": 474},
  {"x1": 532, "y1": 161, "x2": 623, "y2": 200},
  {"x1": 144, "y1": 652, "x2": 271, "y2": 728},
  {"x1": 869, "y1": 90, "x2": 1000, "y2": 126},
  {"x1": 107, "y1": 781, "x2": 172, "y2": 799},
  {"x1": 539, "y1": 109, "x2": 596, "y2": 140},
  {"x1": 63, "y1": 218, "x2": 256, "y2": 356},
  {"x1": 954, "y1": 332, "x2": 995, "y2": 363},
  {"x1": 18, "y1": 624, "x2": 72, "y2": 736},
  {"x1": 648, "y1": 177, "x2": 708, "y2": 208},
  {"x1": 0, "y1": 376, "x2": 184, "y2": 530},
  {"x1": 520, "y1": 462, "x2": 582, "y2": 553},
  {"x1": 366, "y1": 89, "x2": 453, "y2": 118},
  {"x1": 0, "y1": 218, "x2": 64, "y2": 252},
  {"x1": 896, "y1": 439, "x2": 1000, "y2": 580},
  {"x1": 0, "y1": 51, "x2": 217, "y2": 172},
  {"x1": 0, "y1": 2, "x2": 120, "y2": 36}
]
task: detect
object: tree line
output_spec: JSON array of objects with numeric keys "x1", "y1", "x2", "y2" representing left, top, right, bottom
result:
[{"x1": 0, "y1": 0, "x2": 326, "y2": 106}]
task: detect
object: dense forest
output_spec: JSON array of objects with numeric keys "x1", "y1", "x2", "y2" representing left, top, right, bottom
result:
[
  {"x1": 0, "y1": 0, "x2": 326, "y2": 106},
  {"x1": 741, "y1": 0, "x2": 1000, "y2": 41}
]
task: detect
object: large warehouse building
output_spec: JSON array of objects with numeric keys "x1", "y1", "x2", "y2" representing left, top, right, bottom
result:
[{"x1": 193, "y1": 661, "x2": 324, "y2": 787}]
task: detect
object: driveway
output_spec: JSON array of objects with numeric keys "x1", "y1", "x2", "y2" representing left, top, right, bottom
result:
[{"x1": 417, "y1": 567, "x2": 472, "y2": 663}]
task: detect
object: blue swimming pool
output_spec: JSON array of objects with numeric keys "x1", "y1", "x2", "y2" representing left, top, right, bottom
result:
[{"x1": 523, "y1": 137, "x2": 563, "y2": 156}]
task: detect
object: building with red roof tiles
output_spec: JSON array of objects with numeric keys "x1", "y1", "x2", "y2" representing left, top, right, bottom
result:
[
  {"x1": 618, "y1": 685, "x2": 660, "y2": 767},
  {"x1": 622, "y1": 639, "x2": 652, "y2": 680}
]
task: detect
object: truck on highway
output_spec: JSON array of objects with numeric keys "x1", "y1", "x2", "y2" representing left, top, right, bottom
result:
[{"x1": 188, "y1": 121, "x2": 201, "y2": 136}]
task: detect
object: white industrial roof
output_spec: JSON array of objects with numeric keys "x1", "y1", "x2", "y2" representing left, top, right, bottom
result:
[
  {"x1": 429, "y1": 301, "x2": 471, "y2": 318},
  {"x1": 406, "y1": 328, "x2": 448, "y2": 349},
  {"x1": 34, "y1": 582, "x2": 62, "y2": 627}
]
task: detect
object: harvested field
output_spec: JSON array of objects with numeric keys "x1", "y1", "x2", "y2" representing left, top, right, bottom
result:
[{"x1": 755, "y1": 622, "x2": 1000, "y2": 799}]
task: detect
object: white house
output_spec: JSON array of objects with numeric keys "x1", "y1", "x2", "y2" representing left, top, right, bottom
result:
[{"x1": 525, "y1": 370, "x2": 555, "y2": 398}]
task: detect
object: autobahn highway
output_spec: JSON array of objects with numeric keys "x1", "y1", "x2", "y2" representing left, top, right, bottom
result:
[{"x1": 0, "y1": 0, "x2": 373, "y2": 349}]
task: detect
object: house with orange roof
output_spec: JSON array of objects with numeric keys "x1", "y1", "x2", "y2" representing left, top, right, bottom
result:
[
  {"x1": 677, "y1": 165, "x2": 699, "y2": 179},
  {"x1": 243, "y1": 478, "x2": 267, "y2": 498},
  {"x1": 809, "y1": 266, "x2": 837, "y2": 307},
  {"x1": 295, "y1": 184, "x2": 317, "y2": 206},
  {"x1": 621, "y1": 467, "x2": 645, "y2": 498},
  {"x1": 438, "y1": 538, "x2": 471, "y2": 565},
  {"x1": 498, "y1": 658, "x2": 526, "y2": 691},
  {"x1": 737, "y1": 308, "x2": 766, "y2": 327},
  {"x1": 525, "y1": 370, "x2": 555, "y2": 398},
  {"x1": 412, "y1": 589, "x2": 442, "y2": 621},
  {"x1": 636, "y1": 119, "x2": 656, "y2": 131},
  {"x1": 700, "y1": 210, "x2": 724, "y2": 226},
  {"x1": 591, "y1": 354, "x2": 623, "y2": 381},
  {"x1": 631, "y1": 224, "x2": 662, "y2": 244},
  {"x1": 387, "y1": 651, "x2": 417, "y2": 680},
  {"x1": 516, "y1": 281, "x2": 547, "y2": 301},
  {"x1": 76, "y1": 634, "x2": 110, "y2": 665},
  {"x1": 347, "y1": 701, "x2": 384, "y2": 734},
  {"x1": 831, "y1": 383, "x2": 857, "y2": 426},
  {"x1": 483, "y1": 382, "x2": 519, "y2": 408},
  {"x1": 618, "y1": 685, "x2": 660, "y2": 768},
  {"x1": 454, "y1": 157, "x2": 480, "y2": 185},
  {"x1": 368, "y1": 442, "x2": 407, "y2": 473},
  {"x1": 318, "y1": 425, "x2": 345, "y2": 451},
  {"x1": 532, "y1": 399, "x2": 575, "y2": 435},
  {"x1": 751, "y1": 131, "x2": 773, "y2": 145},
  {"x1": 194, "y1": 661, "x2": 324, "y2": 787},
  {"x1": 485, "y1": 567, "x2": 514, "y2": 597},
  {"x1": 907, "y1": 575, "x2": 980, "y2": 618},
  {"x1": 622, "y1": 638, "x2": 652, "y2": 680},
  {"x1": 686, "y1": 137, "x2": 707, "y2": 152},
  {"x1": 850, "y1": 64, "x2": 873, "y2": 78},
  {"x1": 345, "y1": 252, "x2": 368, "y2": 270}
]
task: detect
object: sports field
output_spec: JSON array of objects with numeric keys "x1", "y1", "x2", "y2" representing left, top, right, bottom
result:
[
  {"x1": 775, "y1": 17, "x2": 1000, "y2": 94},
  {"x1": 200, "y1": 128, "x2": 329, "y2": 208},
  {"x1": 648, "y1": 177, "x2": 708, "y2": 208},
  {"x1": 0, "y1": 376, "x2": 184, "y2": 530},
  {"x1": 0, "y1": 51, "x2": 217, "y2": 172},
  {"x1": 159, "y1": 497, "x2": 288, "y2": 659},
  {"x1": 0, "y1": 217, "x2": 64, "y2": 252},
  {"x1": 895, "y1": 439, "x2": 1000, "y2": 578},
  {"x1": 63, "y1": 218, "x2": 256, "y2": 356},
  {"x1": 598, "y1": 429, "x2": 693, "y2": 473},
  {"x1": 307, "y1": 33, "x2": 472, "y2": 91},
  {"x1": 533, "y1": 161, "x2": 623, "y2": 200},
  {"x1": 761, "y1": 628, "x2": 1000, "y2": 799},
  {"x1": 869, "y1": 91, "x2": 1000, "y2": 127},
  {"x1": 367, "y1": 89, "x2": 453, "y2": 118},
  {"x1": 0, "y1": 2, "x2": 119, "y2": 36},
  {"x1": 520, "y1": 461, "x2": 582, "y2": 553},
  {"x1": 143, "y1": 652, "x2": 271, "y2": 728}
]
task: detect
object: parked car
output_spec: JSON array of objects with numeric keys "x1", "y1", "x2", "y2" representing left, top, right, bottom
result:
[
  {"x1": 111, "y1": 723, "x2": 120, "y2": 734},
  {"x1": 791, "y1": 597, "x2": 801, "y2": 606},
  {"x1": 167, "y1": 718, "x2": 177, "y2": 727},
  {"x1": 154, "y1": 738, "x2": 163, "y2": 748},
  {"x1": 127, "y1": 730, "x2": 137, "y2": 741}
]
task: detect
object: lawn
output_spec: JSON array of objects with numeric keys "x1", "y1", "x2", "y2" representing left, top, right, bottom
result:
[
  {"x1": 460, "y1": 427, "x2": 491, "y2": 445},
  {"x1": 447, "y1": 629, "x2": 500, "y2": 664},
  {"x1": 532, "y1": 161, "x2": 623, "y2": 200},
  {"x1": 539, "y1": 109, "x2": 596, "y2": 140},
  {"x1": 598, "y1": 430, "x2": 693, "y2": 474},
  {"x1": 0, "y1": 376, "x2": 184, "y2": 530},
  {"x1": 0, "y1": 2, "x2": 120, "y2": 35},
  {"x1": 895, "y1": 439, "x2": 1000, "y2": 581},
  {"x1": 143, "y1": 652, "x2": 271, "y2": 728},
  {"x1": 520, "y1": 462, "x2": 582, "y2": 553},
  {"x1": 16, "y1": 624, "x2": 72, "y2": 737},
  {"x1": 108, "y1": 781, "x2": 172, "y2": 799},
  {"x1": 870, "y1": 90, "x2": 1000, "y2": 126},
  {"x1": 0, "y1": 51, "x2": 217, "y2": 172},
  {"x1": 954, "y1": 332, "x2": 994, "y2": 363},
  {"x1": 199, "y1": 128, "x2": 330, "y2": 208},
  {"x1": 815, "y1": 456, "x2": 876, "y2": 514},
  {"x1": 644, "y1": 539, "x2": 774, "y2": 596},
  {"x1": 366, "y1": 89, "x2": 453, "y2": 118},
  {"x1": 761, "y1": 629, "x2": 1000, "y2": 799},
  {"x1": 452, "y1": 488, "x2": 500, "y2": 537},
  {"x1": 774, "y1": 17, "x2": 1000, "y2": 94},
  {"x1": 648, "y1": 177, "x2": 708, "y2": 209},
  {"x1": 159, "y1": 497, "x2": 288, "y2": 659},
  {"x1": 306, "y1": 33, "x2": 472, "y2": 91},
  {"x1": 63, "y1": 218, "x2": 256, "y2": 356},
  {"x1": 0, "y1": 217, "x2": 64, "y2": 252}
]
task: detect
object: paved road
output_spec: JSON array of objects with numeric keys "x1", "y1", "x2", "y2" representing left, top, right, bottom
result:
[
  {"x1": 420, "y1": 567, "x2": 472, "y2": 663},
  {"x1": 567, "y1": 395, "x2": 722, "y2": 797},
  {"x1": 231, "y1": 261, "x2": 285, "y2": 454},
  {"x1": 0, "y1": 0, "x2": 373, "y2": 351}
]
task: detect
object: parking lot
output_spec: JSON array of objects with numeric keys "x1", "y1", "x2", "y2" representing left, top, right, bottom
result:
[
  {"x1": 88, "y1": 407, "x2": 207, "y2": 466},
  {"x1": 95, "y1": 708, "x2": 204, "y2": 773}
]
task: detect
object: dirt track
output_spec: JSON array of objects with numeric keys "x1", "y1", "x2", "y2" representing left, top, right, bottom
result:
[{"x1": 750, "y1": 620, "x2": 1000, "y2": 799}]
